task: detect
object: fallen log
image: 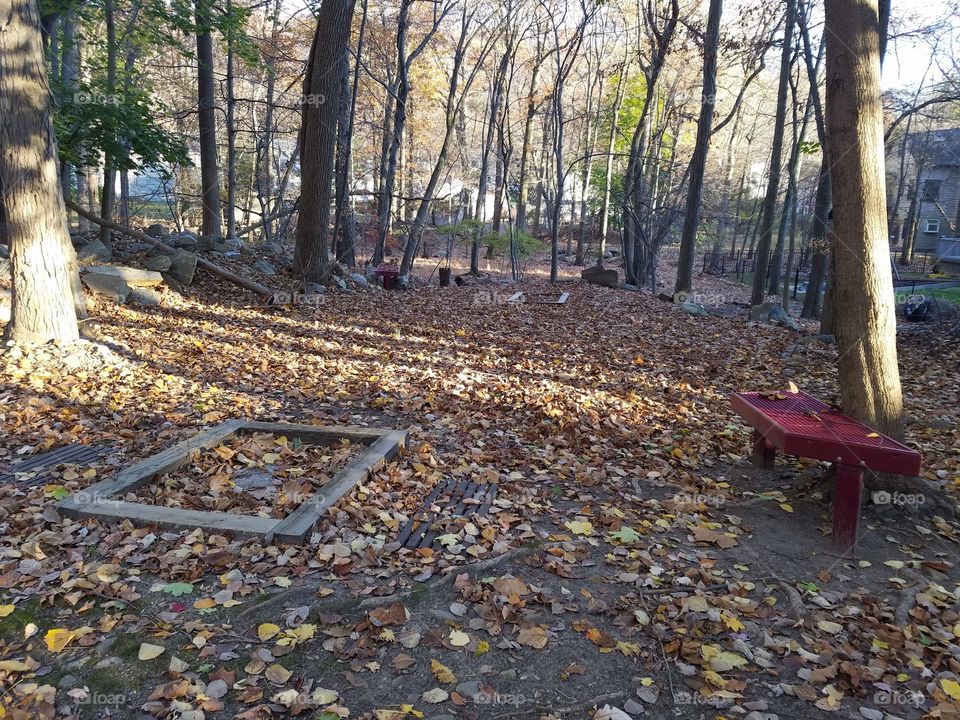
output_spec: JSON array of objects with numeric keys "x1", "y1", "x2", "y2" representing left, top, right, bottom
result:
[{"x1": 65, "y1": 201, "x2": 273, "y2": 297}]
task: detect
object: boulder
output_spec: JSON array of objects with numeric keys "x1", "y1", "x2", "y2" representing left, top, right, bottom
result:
[
  {"x1": 77, "y1": 239, "x2": 112, "y2": 262},
  {"x1": 620, "y1": 283, "x2": 641, "y2": 292},
  {"x1": 350, "y1": 272, "x2": 369, "y2": 288},
  {"x1": 816, "y1": 333, "x2": 836, "y2": 345},
  {"x1": 82, "y1": 265, "x2": 164, "y2": 287},
  {"x1": 81, "y1": 272, "x2": 130, "y2": 303},
  {"x1": 170, "y1": 232, "x2": 199, "y2": 250},
  {"x1": 253, "y1": 259, "x2": 277, "y2": 276},
  {"x1": 145, "y1": 254, "x2": 173, "y2": 273},
  {"x1": 749, "y1": 301, "x2": 786, "y2": 323},
  {"x1": 145, "y1": 223, "x2": 169, "y2": 238},
  {"x1": 581, "y1": 266, "x2": 619, "y2": 288},
  {"x1": 212, "y1": 237, "x2": 244, "y2": 254},
  {"x1": 681, "y1": 300, "x2": 709, "y2": 317},
  {"x1": 128, "y1": 287, "x2": 161, "y2": 306},
  {"x1": 123, "y1": 242, "x2": 153, "y2": 254},
  {"x1": 0, "y1": 243, "x2": 8, "y2": 259},
  {"x1": 168, "y1": 251, "x2": 198, "y2": 285},
  {"x1": 263, "y1": 242, "x2": 283, "y2": 256},
  {"x1": 304, "y1": 282, "x2": 325, "y2": 294}
]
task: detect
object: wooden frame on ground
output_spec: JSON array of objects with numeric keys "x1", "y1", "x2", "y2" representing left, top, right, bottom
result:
[
  {"x1": 57, "y1": 420, "x2": 408, "y2": 544},
  {"x1": 507, "y1": 291, "x2": 569, "y2": 305}
]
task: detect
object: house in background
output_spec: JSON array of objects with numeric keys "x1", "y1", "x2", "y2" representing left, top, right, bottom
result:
[{"x1": 897, "y1": 128, "x2": 960, "y2": 259}]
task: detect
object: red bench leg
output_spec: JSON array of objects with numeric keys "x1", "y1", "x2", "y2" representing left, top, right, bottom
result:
[
  {"x1": 832, "y1": 464, "x2": 863, "y2": 556},
  {"x1": 751, "y1": 430, "x2": 776, "y2": 469}
]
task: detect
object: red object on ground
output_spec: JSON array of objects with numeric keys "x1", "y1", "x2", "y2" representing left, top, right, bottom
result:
[
  {"x1": 374, "y1": 263, "x2": 400, "y2": 289},
  {"x1": 730, "y1": 390, "x2": 921, "y2": 555}
]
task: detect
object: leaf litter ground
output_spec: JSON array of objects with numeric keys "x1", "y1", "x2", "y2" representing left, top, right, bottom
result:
[{"x1": 0, "y1": 271, "x2": 959, "y2": 720}]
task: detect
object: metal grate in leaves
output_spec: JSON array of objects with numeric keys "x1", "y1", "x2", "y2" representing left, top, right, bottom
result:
[
  {"x1": 396, "y1": 479, "x2": 498, "y2": 549},
  {"x1": 0, "y1": 444, "x2": 113, "y2": 489}
]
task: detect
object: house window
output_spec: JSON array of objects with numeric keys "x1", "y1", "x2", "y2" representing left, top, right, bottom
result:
[
  {"x1": 922, "y1": 179, "x2": 941, "y2": 202},
  {"x1": 924, "y1": 219, "x2": 941, "y2": 233}
]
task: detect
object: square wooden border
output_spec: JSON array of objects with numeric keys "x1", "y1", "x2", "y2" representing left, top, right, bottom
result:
[{"x1": 57, "y1": 420, "x2": 408, "y2": 543}]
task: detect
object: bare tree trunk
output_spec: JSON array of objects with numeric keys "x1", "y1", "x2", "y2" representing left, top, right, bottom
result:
[
  {"x1": 1, "y1": 0, "x2": 82, "y2": 344},
  {"x1": 100, "y1": 0, "x2": 117, "y2": 249},
  {"x1": 597, "y1": 63, "x2": 625, "y2": 268},
  {"x1": 674, "y1": 0, "x2": 722, "y2": 296},
  {"x1": 225, "y1": 0, "x2": 237, "y2": 239},
  {"x1": 196, "y1": 0, "x2": 221, "y2": 244},
  {"x1": 825, "y1": 0, "x2": 905, "y2": 448},
  {"x1": 516, "y1": 46, "x2": 542, "y2": 233},
  {"x1": 750, "y1": 0, "x2": 795, "y2": 305},
  {"x1": 294, "y1": 0, "x2": 357, "y2": 282}
]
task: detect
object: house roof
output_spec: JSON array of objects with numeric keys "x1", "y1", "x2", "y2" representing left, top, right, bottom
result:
[{"x1": 911, "y1": 128, "x2": 960, "y2": 167}]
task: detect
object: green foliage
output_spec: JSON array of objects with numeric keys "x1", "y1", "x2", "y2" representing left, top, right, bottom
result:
[
  {"x1": 485, "y1": 229, "x2": 544, "y2": 259},
  {"x1": 54, "y1": 76, "x2": 189, "y2": 174}
]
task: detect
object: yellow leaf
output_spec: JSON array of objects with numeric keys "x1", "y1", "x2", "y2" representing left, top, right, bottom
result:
[
  {"x1": 942, "y1": 679, "x2": 960, "y2": 701},
  {"x1": 448, "y1": 630, "x2": 470, "y2": 647},
  {"x1": 44, "y1": 628, "x2": 75, "y2": 653},
  {"x1": 866, "y1": 432, "x2": 880, "y2": 438},
  {"x1": 721, "y1": 612, "x2": 745, "y2": 632},
  {"x1": 138, "y1": 643, "x2": 166, "y2": 660},
  {"x1": 564, "y1": 520, "x2": 593, "y2": 536},
  {"x1": 0, "y1": 660, "x2": 31, "y2": 672},
  {"x1": 0, "y1": 605, "x2": 14, "y2": 617},
  {"x1": 779, "y1": 503, "x2": 793, "y2": 513},
  {"x1": 431, "y1": 659, "x2": 457, "y2": 684},
  {"x1": 193, "y1": 598, "x2": 216, "y2": 609},
  {"x1": 258, "y1": 623, "x2": 281, "y2": 641},
  {"x1": 474, "y1": 639, "x2": 489, "y2": 656}
]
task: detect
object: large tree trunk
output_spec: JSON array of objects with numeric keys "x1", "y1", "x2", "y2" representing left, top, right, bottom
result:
[
  {"x1": 750, "y1": 0, "x2": 795, "y2": 306},
  {"x1": 196, "y1": 0, "x2": 221, "y2": 245},
  {"x1": 825, "y1": 0, "x2": 905, "y2": 448},
  {"x1": 597, "y1": 65, "x2": 625, "y2": 268},
  {"x1": 674, "y1": 0, "x2": 722, "y2": 295},
  {"x1": 0, "y1": 0, "x2": 82, "y2": 344},
  {"x1": 294, "y1": 0, "x2": 357, "y2": 282}
]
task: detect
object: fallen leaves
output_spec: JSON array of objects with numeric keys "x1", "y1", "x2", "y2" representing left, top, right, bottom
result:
[{"x1": 138, "y1": 643, "x2": 166, "y2": 660}]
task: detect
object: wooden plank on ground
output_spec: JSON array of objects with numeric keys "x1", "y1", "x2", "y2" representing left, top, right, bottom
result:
[
  {"x1": 73, "y1": 499, "x2": 278, "y2": 537},
  {"x1": 237, "y1": 421, "x2": 387, "y2": 446},
  {"x1": 59, "y1": 419, "x2": 244, "y2": 513},
  {"x1": 270, "y1": 429, "x2": 408, "y2": 543}
]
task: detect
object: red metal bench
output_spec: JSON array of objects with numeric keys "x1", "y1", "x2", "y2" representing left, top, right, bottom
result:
[{"x1": 730, "y1": 390, "x2": 922, "y2": 555}]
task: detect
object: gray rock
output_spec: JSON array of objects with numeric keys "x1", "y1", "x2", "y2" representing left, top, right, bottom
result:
[
  {"x1": 305, "y1": 282, "x2": 325, "y2": 294},
  {"x1": 0, "y1": 243, "x2": 8, "y2": 259},
  {"x1": 57, "y1": 674, "x2": 81, "y2": 689},
  {"x1": 816, "y1": 333, "x2": 836, "y2": 345},
  {"x1": 750, "y1": 301, "x2": 785, "y2": 322},
  {"x1": 77, "y1": 239, "x2": 112, "y2": 262},
  {"x1": 82, "y1": 265, "x2": 164, "y2": 287},
  {"x1": 170, "y1": 232, "x2": 198, "y2": 250},
  {"x1": 620, "y1": 283, "x2": 641, "y2": 292},
  {"x1": 128, "y1": 288, "x2": 161, "y2": 306},
  {"x1": 333, "y1": 276, "x2": 348, "y2": 290},
  {"x1": 253, "y1": 259, "x2": 277, "y2": 276},
  {"x1": 81, "y1": 272, "x2": 131, "y2": 303},
  {"x1": 263, "y1": 242, "x2": 283, "y2": 256},
  {"x1": 168, "y1": 250, "x2": 198, "y2": 286},
  {"x1": 456, "y1": 681, "x2": 482, "y2": 698},
  {"x1": 124, "y1": 242, "x2": 153, "y2": 254},
  {"x1": 581, "y1": 266, "x2": 619, "y2": 288},
  {"x1": 681, "y1": 300, "x2": 709, "y2": 317},
  {"x1": 145, "y1": 254, "x2": 173, "y2": 273},
  {"x1": 223, "y1": 237, "x2": 243, "y2": 250},
  {"x1": 350, "y1": 272, "x2": 369, "y2": 288},
  {"x1": 778, "y1": 315, "x2": 801, "y2": 331},
  {"x1": 145, "y1": 223, "x2": 169, "y2": 238},
  {"x1": 498, "y1": 668, "x2": 517, "y2": 680}
]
